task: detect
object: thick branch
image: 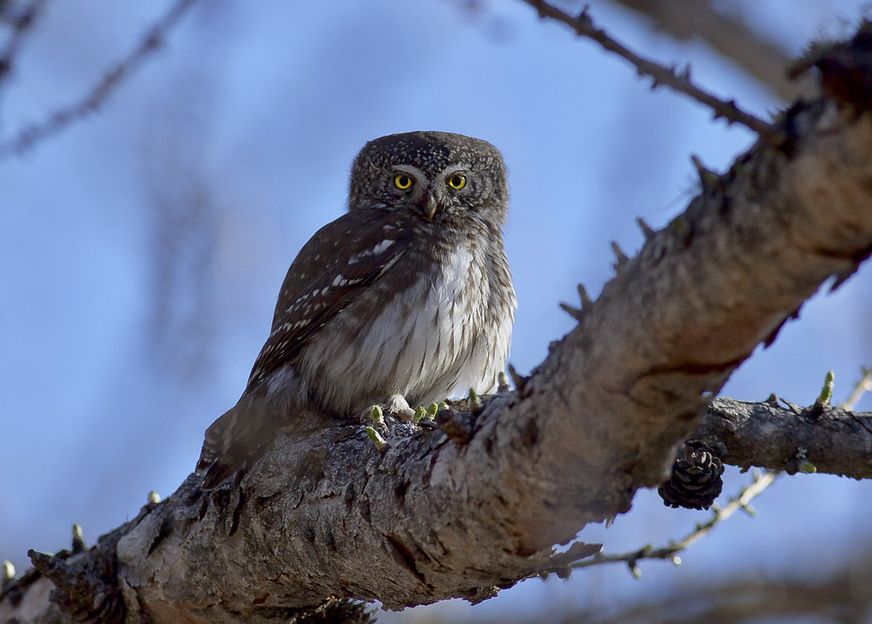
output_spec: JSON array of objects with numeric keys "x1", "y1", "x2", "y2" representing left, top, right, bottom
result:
[
  {"x1": 700, "y1": 397, "x2": 872, "y2": 479},
  {"x1": 4, "y1": 21, "x2": 872, "y2": 624}
]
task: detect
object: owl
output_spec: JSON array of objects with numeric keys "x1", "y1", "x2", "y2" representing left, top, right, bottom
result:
[{"x1": 197, "y1": 131, "x2": 515, "y2": 488}]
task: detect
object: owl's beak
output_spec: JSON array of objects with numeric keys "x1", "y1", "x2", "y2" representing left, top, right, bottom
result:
[{"x1": 422, "y1": 194, "x2": 438, "y2": 221}]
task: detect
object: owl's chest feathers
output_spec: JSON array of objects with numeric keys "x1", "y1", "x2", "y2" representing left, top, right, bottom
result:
[{"x1": 299, "y1": 241, "x2": 497, "y2": 414}]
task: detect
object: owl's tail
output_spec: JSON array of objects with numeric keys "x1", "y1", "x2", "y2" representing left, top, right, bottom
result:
[
  {"x1": 197, "y1": 403, "x2": 249, "y2": 490},
  {"x1": 196, "y1": 378, "x2": 327, "y2": 490},
  {"x1": 196, "y1": 383, "x2": 282, "y2": 490}
]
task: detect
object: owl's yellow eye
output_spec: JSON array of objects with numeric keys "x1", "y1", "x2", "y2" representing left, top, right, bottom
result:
[
  {"x1": 393, "y1": 174, "x2": 414, "y2": 190},
  {"x1": 447, "y1": 173, "x2": 467, "y2": 190}
]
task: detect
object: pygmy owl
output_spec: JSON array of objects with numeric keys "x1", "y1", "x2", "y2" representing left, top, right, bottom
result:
[{"x1": 198, "y1": 131, "x2": 515, "y2": 488}]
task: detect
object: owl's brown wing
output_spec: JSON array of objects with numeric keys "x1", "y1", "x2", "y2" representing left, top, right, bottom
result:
[
  {"x1": 198, "y1": 209, "x2": 411, "y2": 488},
  {"x1": 246, "y1": 210, "x2": 411, "y2": 392}
]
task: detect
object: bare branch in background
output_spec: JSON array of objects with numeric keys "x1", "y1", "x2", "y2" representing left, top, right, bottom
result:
[
  {"x1": 484, "y1": 548, "x2": 872, "y2": 624},
  {"x1": 844, "y1": 366, "x2": 872, "y2": 410},
  {"x1": 606, "y1": 0, "x2": 816, "y2": 102},
  {"x1": 537, "y1": 471, "x2": 777, "y2": 580},
  {"x1": 561, "y1": 552, "x2": 872, "y2": 624},
  {"x1": 523, "y1": 1, "x2": 779, "y2": 140},
  {"x1": 0, "y1": 0, "x2": 197, "y2": 158},
  {"x1": 143, "y1": 73, "x2": 219, "y2": 383},
  {"x1": 0, "y1": 0, "x2": 48, "y2": 95}
]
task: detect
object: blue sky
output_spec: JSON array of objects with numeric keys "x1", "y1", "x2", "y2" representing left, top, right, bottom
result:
[{"x1": 1, "y1": 1, "x2": 870, "y2": 620}]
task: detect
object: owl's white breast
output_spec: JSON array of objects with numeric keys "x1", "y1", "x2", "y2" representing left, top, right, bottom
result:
[{"x1": 298, "y1": 242, "x2": 510, "y2": 415}]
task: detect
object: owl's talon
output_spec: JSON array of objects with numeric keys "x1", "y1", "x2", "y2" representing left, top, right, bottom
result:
[{"x1": 384, "y1": 394, "x2": 416, "y2": 421}]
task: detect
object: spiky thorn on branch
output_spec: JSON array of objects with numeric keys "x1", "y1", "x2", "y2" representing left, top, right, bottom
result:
[
  {"x1": 0, "y1": 0, "x2": 199, "y2": 158},
  {"x1": 635, "y1": 217, "x2": 655, "y2": 241},
  {"x1": 541, "y1": 470, "x2": 777, "y2": 580},
  {"x1": 690, "y1": 154, "x2": 721, "y2": 190},
  {"x1": 559, "y1": 283, "x2": 594, "y2": 323},
  {"x1": 610, "y1": 241, "x2": 630, "y2": 272},
  {"x1": 523, "y1": 1, "x2": 780, "y2": 143}
]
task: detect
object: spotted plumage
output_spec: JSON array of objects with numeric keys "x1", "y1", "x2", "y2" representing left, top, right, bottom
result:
[{"x1": 198, "y1": 131, "x2": 516, "y2": 488}]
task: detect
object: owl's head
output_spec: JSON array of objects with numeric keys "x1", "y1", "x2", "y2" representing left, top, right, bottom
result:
[{"x1": 348, "y1": 131, "x2": 508, "y2": 225}]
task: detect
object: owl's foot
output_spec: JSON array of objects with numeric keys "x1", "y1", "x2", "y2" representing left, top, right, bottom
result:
[
  {"x1": 384, "y1": 394, "x2": 416, "y2": 421},
  {"x1": 361, "y1": 394, "x2": 416, "y2": 424}
]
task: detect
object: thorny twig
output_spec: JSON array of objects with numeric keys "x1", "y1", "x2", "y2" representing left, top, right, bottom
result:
[
  {"x1": 608, "y1": 0, "x2": 814, "y2": 102},
  {"x1": 0, "y1": 0, "x2": 48, "y2": 93},
  {"x1": 523, "y1": 1, "x2": 780, "y2": 142},
  {"x1": 0, "y1": 0, "x2": 197, "y2": 158},
  {"x1": 565, "y1": 470, "x2": 777, "y2": 578}
]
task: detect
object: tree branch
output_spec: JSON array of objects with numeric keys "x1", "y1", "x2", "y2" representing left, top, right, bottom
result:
[
  {"x1": 699, "y1": 397, "x2": 872, "y2": 479},
  {"x1": 0, "y1": 0, "x2": 197, "y2": 158},
  {"x1": 522, "y1": 1, "x2": 778, "y2": 139},
  {"x1": 571, "y1": 549, "x2": 872, "y2": 624},
  {"x1": 607, "y1": 0, "x2": 815, "y2": 102},
  {"x1": 4, "y1": 17, "x2": 872, "y2": 624},
  {"x1": 0, "y1": 0, "x2": 48, "y2": 94},
  {"x1": 565, "y1": 470, "x2": 776, "y2": 578}
]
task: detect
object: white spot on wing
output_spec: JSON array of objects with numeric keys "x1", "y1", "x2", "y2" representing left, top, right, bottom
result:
[{"x1": 348, "y1": 239, "x2": 395, "y2": 264}]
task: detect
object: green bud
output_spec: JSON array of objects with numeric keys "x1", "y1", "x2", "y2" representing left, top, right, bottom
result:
[
  {"x1": 817, "y1": 370, "x2": 835, "y2": 406},
  {"x1": 799, "y1": 461, "x2": 817, "y2": 474},
  {"x1": 468, "y1": 388, "x2": 481, "y2": 411},
  {"x1": 72, "y1": 523, "x2": 85, "y2": 553},
  {"x1": 413, "y1": 406, "x2": 427, "y2": 422},
  {"x1": 367, "y1": 405, "x2": 384, "y2": 426},
  {"x1": 364, "y1": 426, "x2": 386, "y2": 450}
]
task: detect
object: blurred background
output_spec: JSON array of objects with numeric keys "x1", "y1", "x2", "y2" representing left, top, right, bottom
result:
[{"x1": 1, "y1": 1, "x2": 871, "y2": 622}]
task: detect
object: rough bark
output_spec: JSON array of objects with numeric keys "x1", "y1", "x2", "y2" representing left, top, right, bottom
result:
[
  {"x1": 3, "y1": 20, "x2": 872, "y2": 624},
  {"x1": 700, "y1": 397, "x2": 872, "y2": 479}
]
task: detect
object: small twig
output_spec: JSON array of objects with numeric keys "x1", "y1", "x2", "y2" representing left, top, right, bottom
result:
[
  {"x1": 0, "y1": 0, "x2": 48, "y2": 92},
  {"x1": 523, "y1": 1, "x2": 779, "y2": 142},
  {"x1": 842, "y1": 366, "x2": 872, "y2": 411},
  {"x1": 571, "y1": 471, "x2": 776, "y2": 575},
  {"x1": 0, "y1": 0, "x2": 197, "y2": 158}
]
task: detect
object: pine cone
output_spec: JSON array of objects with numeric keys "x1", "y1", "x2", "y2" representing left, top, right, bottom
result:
[{"x1": 658, "y1": 440, "x2": 724, "y2": 510}]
